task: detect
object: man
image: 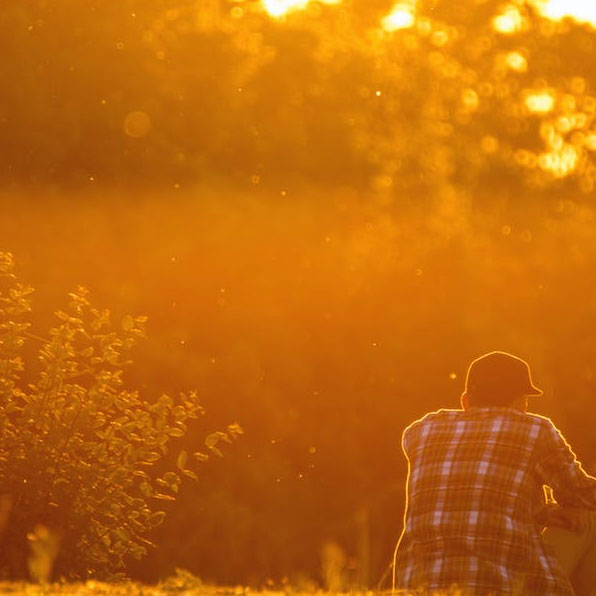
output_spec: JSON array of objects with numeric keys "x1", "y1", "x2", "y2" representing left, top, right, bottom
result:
[{"x1": 394, "y1": 351, "x2": 596, "y2": 595}]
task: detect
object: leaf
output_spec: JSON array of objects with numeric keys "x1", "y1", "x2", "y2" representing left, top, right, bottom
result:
[
  {"x1": 209, "y1": 445, "x2": 224, "y2": 458},
  {"x1": 122, "y1": 314, "x2": 134, "y2": 330},
  {"x1": 205, "y1": 431, "x2": 231, "y2": 449},
  {"x1": 168, "y1": 427, "x2": 184, "y2": 437},
  {"x1": 163, "y1": 472, "x2": 180, "y2": 485},
  {"x1": 193, "y1": 452, "x2": 209, "y2": 462},
  {"x1": 227, "y1": 422, "x2": 244, "y2": 438},
  {"x1": 116, "y1": 527, "x2": 131, "y2": 542},
  {"x1": 177, "y1": 449, "x2": 188, "y2": 471},
  {"x1": 183, "y1": 469, "x2": 198, "y2": 481},
  {"x1": 153, "y1": 493, "x2": 176, "y2": 501},
  {"x1": 147, "y1": 511, "x2": 166, "y2": 527},
  {"x1": 144, "y1": 452, "x2": 161, "y2": 462}
]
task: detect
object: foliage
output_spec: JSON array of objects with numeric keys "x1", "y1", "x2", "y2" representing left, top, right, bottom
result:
[
  {"x1": 3, "y1": 188, "x2": 596, "y2": 586},
  {"x1": 0, "y1": 253, "x2": 241, "y2": 579},
  {"x1": 0, "y1": 577, "x2": 224, "y2": 596},
  {"x1": 0, "y1": 583, "x2": 261, "y2": 596},
  {"x1": 0, "y1": 0, "x2": 594, "y2": 193},
  {"x1": 0, "y1": 581, "x2": 466, "y2": 596},
  {"x1": 1, "y1": 0, "x2": 596, "y2": 588}
]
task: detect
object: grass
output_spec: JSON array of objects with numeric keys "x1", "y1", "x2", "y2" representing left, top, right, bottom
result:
[
  {"x1": 0, "y1": 582, "x2": 254, "y2": 596},
  {"x1": 0, "y1": 586, "x2": 465, "y2": 596},
  {"x1": 0, "y1": 587, "x2": 407, "y2": 596}
]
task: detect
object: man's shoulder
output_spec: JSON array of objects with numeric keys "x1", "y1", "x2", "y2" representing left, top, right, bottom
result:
[
  {"x1": 401, "y1": 408, "x2": 558, "y2": 458},
  {"x1": 524, "y1": 411, "x2": 563, "y2": 442},
  {"x1": 524, "y1": 411, "x2": 558, "y2": 433},
  {"x1": 404, "y1": 408, "x2": 554, "y2": 436},
  {"x1": 411, "y1": 407, "x2": 460, "y2": 422},
  {"x1": 404, "y1": 408, "x2": 462, "y2": 434}
]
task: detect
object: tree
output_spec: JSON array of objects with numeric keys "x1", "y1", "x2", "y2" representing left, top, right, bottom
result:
[{"x1": 0, "y1": 252, "x2": 241, "y2": 579}]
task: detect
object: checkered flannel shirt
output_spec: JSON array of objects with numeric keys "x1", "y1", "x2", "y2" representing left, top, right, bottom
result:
[{"x1": 395, "y1": 406, "x2": 596, "y2": 595}]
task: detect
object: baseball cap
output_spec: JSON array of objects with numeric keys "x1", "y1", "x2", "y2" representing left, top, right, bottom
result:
[{"x1": 465, "y1": 351, "x2": 543, "y2": 399}]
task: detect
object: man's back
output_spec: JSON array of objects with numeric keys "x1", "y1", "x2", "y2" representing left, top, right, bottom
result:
[{"x1": 395, "y1": 406, "x2": 594, "y2": 594}]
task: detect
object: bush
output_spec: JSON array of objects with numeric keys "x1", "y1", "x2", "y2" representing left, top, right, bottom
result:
[{"x1": 0, "y1": 252, "x2": 241, "y2": 579}]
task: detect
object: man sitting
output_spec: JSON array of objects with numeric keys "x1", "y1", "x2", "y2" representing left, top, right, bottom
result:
[{"x1": 394, "y1": 351, "x2": 596, "y2": 595}]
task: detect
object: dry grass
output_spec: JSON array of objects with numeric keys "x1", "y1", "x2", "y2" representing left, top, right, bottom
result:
[
  {"x1": 0, "y1": 587, "x2": 464, "y2": 596},
  {"x1": 0, "y1": 582, "x2": 246, "y2": 596}
]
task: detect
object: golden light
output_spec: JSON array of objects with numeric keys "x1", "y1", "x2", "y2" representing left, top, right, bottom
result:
[
  {"x1": 123, "y1": 111, "x2": 152, "y2": 138},
  {"x1": 505, "y1": 51, "x2": 527, "y2": 73},
  {"x1": 524, "y1": 91, "x2": 555, "y2": 114},
  {"x1": 261, "y1": 0, "x2": 339, "y2": 18},
  {"x1": 382, "y1": 4, "x2": 416, "y2": 31},
  {"x1": 263, "y1": 0, "x2": 307, "y2": 17},
  {"x1": 538, "y1": 144, "x2": 580, "y2": 177},
  {"x1": 481, "y1": 135, "x2": 499, "y2": 154},
  {"x1": 461, "y1": 89, "x2": 480, "y2": 110},
  {"x1": 536, "y1": 0, "x2": 596, "y2": 27},
  {"x1": 492, "y1": 5, "x2": 524, "y2": 34}
]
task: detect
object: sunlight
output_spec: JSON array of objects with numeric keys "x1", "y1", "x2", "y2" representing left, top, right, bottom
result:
[
  {"x1": 524, "y1": 91, "x2": 555, "y2": 114},
  {"x1": 261, "y1": 0, "x2": 339, "y2": 18},
  {"x1": 505, "y1": 51, "x2": 528, "y2": 73},
  {"x1": 263, "y1": 0, "x2": 308, "y2": 17},
  {"x1": 492, "y1": 5, "x2": 525, "y2": 34},
  {"x1": 382, "y1": 4, "x2": 416, "y2": 31},
  {"x1": 259, "y1": 0, "x2": 596, "y2": 27},
  {"x1": 538, "y1": 143, "x2": 580, "y2": 177},
  {"x1": 537, "y1": 0, "x2": 596, "y2": 26}
]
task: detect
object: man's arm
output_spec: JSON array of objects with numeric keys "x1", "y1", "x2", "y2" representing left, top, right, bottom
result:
[
  {"x1": 535, "y1": 419, "x2": 596, "y2": 510},
  {"x1": 542, "y1": 503, "x2": 592, "y2": 532}
]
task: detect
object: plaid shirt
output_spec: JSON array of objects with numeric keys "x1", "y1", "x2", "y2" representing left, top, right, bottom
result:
[{"x1": 395, "y1": 407, "x2": 596, "y2": 595}]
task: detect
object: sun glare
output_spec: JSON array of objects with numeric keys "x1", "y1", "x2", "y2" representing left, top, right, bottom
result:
[
  {"x1": 537, "y1": 0, "x2": 596, "y2": 26},
  {"x1": 524, "y1": 91, "x2": 556, "y2": 114},
  {"x1": 382, "y1": 4, "x2": 416, "y2": 31},
  {"x1": 261, "y1": 0, "x2": 596, "y2": 26},
  {"x1": 492, "y1": 5, "x2": 525, "y2": 34},
  {"x1": 505, "y1": 51, "x2": 528, "y2": 72},
  {"x1": 263, "y1": 0, "x2": 307, "y2": 17},
  {"x1": 262, "y1": 0, "x2": 339, "y2": 18}
]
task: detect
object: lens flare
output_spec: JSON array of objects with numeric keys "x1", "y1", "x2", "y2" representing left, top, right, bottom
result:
[
  {"x1": 538, "y1": 144, "x2": 580, "y2": 178},
  {"x1": 536, "y1": 0, "x2": 596, "y2": 26},
  {"x1": 492, "y1": 5, "x2": 525, "y2": 34},
  {"x1": 505, "y1": 51, "x2": 528, "y2": 72},
  {"x1": 382, "y1": 4, "x2": 416, "y2": 31},
  {"x1": 262, "y1": 0, "x2": 308, "y2": 17},
  {"x1": 524, "y1": 91, "x2": 555, "y2": 114},
  {"x1": 261, "y1": 0, "x2": 339, "y2": 18}
]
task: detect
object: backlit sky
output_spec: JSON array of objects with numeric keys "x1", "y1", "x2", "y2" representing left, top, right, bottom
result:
[
  {"x1": 538, "y1": 0, "x2": 596, "y2": 24},
  {"x1": 262, "y1": 0, "x2": 596, "y2": 28}
]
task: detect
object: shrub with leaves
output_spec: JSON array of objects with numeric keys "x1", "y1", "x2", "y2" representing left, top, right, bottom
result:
[{"x1": 0, "y1": 252, "x2": 241, "y2": 579}]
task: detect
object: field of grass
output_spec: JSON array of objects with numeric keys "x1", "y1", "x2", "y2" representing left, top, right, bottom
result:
[
  {"x1": 0, "y1": 582, "x2": 256, "y2": 596},
  {"x1": 0, "y1": 570, "x2": 264, "y2": 596},
  {"x1": 0, "y1": 586, "x2": 410, "y2": 596}
]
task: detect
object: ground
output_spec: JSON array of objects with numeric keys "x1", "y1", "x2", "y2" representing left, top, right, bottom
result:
[{"x1": 0, "y1": 587, "x2": 399, "y2": 596}]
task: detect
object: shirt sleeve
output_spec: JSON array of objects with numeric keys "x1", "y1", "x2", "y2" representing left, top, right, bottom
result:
[
  {"x1": 534, "y1": 419, "x2": 596, "y2": 509},
  {"x1": 401, "y1": 426, "x2": 411, "y2": 460},
  {"x1": 401, "y1": 419, "x2": 421, "y2": 462}
]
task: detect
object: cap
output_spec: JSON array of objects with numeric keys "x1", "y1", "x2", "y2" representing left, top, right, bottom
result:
[{"x1": 465, "y1": 351, "x2": 543, "y2": 399}]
